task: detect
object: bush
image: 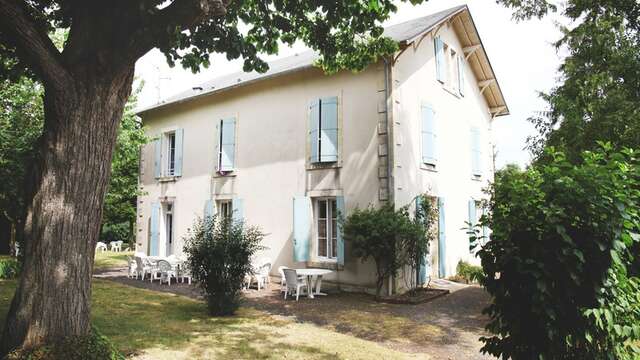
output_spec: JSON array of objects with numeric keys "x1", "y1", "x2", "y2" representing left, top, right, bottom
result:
[
  {"x1": 100, "y1": 222, "x2": 130, "y2": 245},
  {"x1": 471, "y1": 146, "x2": 640, "y2": 359},
  {"x1": 0, "y1": 257, "x2": 20, "y2": 279},
  {"x1": 6, "y1": 326, "x2": 124, "y2": 360},
  {"x1": 183, "y1": 215, "x2": 264, "y2": 316},
  {"x1": 455, "y1": 261, "x2": 483, "y2": 284},
  {"x1": 343, "y1": 203, "x2": 425, "y2": 297}
]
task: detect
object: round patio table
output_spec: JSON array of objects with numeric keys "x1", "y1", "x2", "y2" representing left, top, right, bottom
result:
[{"x1": 295, "y1": 268, "x2": 333, "y2": 299}]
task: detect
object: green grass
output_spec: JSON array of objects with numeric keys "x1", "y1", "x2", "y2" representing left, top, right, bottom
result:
[
  {"x1": 94, "y1": 251, "x2": 133, "y2": 270},
  {"x1": 0, "y1": 279, "x2": 425, "y2": 359}
]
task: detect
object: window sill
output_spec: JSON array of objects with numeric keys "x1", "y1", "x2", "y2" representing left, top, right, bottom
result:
[
  {"x1": 306, "y1": 161, "x2": 341, "y2": 171},
  {"x1": 306, "y1": 260, "x2": 343, "y2": 271},
  {"x1": 442, "y1": 86, "x2": 461, "y2": 99},
  {"x1": 157, "y1": 176, "x2": 178, "y2": 183},
  {"x1": 471, "y1": 175, "x2": 482, "y2": 181},
  {"x1": 213, "y1": 171, "x2": 237, "y2": 178},
  {"x1": 420, "y1": 163, "x2": 438, "y2": 172}
]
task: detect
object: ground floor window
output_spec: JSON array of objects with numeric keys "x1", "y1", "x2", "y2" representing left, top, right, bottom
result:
[
  {"x1": 165, "y1": 203, "x2": 174, "y2": 255},
  {"x1": 217, "y1": 200, "x2": 232, "y2": 220},
  {"x1": 314, "y1": 198, "x2": 337, "y2": 259}
]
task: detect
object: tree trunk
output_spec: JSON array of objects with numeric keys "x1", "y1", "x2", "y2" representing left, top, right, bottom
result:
[{"x1": 0, "y1": 68, "x2": 134, "y2": 355}]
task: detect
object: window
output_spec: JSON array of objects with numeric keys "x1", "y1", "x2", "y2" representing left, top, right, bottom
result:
[
  {"x1": 217, "y1": 118, "x2": 236, "y2": 173},
  {"x1": 470, "y1": 126, "x2": 483, "y2": 177},
  {"x1": 435, "y1": 36, "x2": 465, "y2": 96},
  {"x1": 165, "y1": 203, "x2": 174, "y2": 255},
  {"x1": 166, "y1": 132, "x2": 176, "y2": 176},
  {"x1": 315, "y1": 198, "x2": 337, "y2": 259},
  {"x1": 309, "y1": 97, "x2": 339, "y2": 164},
  {"x1": 217, "y1": 200, "x2": 232, "y2": 220}
]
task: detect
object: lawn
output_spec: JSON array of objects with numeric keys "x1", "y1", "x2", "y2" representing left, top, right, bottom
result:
[
  {"x1": 0, "y1": 279, "x2": 425, "y2": 359},
  {"x1": 94, "y1": 251, "x2": 133, "y2": 271}
]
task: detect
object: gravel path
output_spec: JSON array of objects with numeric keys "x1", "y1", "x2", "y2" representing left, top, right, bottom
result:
[{"x1": 97, "y1": 268, "x2": 494, "y2": 360}]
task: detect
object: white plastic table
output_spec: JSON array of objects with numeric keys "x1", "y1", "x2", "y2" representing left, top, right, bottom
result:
[{"x1": 295, "y1": 268, "x2": 333, "y2": 298}]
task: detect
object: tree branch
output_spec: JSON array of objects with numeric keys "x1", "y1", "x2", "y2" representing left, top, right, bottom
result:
[
  {"x1": 123, "y1": 0, "x2": 229, "y2": 65},
  {"x1": 0, "y1": 0, "x2": 70, "y2": 88}
]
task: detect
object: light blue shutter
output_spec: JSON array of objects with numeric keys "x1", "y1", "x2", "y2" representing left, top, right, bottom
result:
[
  {"x1": 293, "y1": 196, "x2": 311, "y2": 262},
  {"x1": 458, "y1": 55, "x2": 465, "y2": 96},
  {"x1": 150, "y1": 202, "x2": 160, "y2": 256},
  {"x1": 220, "y1": 118, "x2": 236, "y2": 171},
  {"x1": 174, "y1": 128, "x2": 184, "y2": 176},
  {"x1": 471, "y1": 127, "x2": 482, "y2": 176},
  {"x1": 416, "y1": 196, "x2": 428, "y2": 285},
  {"x1": 232, "y1": 198, "x2": 243, "y2": 223},
  {"x1": 438, "y1": 197, "x2": 446, "y2": 278},
  {"x1": 336, "y1": 196, "x2": 345, "y2": 266},
  {"x1": 204, "y1": 199, "x2": 215, "y2": 219},
  {"x1": 421, "y1": 104, "x2": 437, "y2": 165},
  {"x1": 309, "y1": 100, "x2": 320, "y2": 163},
  {"x1": 154, "y1": 139, "x2": 161, "y2": 178},
  {"x1": 434, "y1": 36, "x2": 445, "y2": 83},
  {"x1": 320, "y1": 97, "x2": 339, "y2": 162},
  {"x1": 468, "y1": 199, "x2": 477, "y2": 248}
]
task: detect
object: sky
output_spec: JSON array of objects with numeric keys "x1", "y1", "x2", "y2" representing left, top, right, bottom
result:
[{"x1": 134, "y1": 0, "x2": 564, "y2": 169}]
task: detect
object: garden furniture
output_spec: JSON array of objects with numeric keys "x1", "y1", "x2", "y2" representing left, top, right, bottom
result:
[
  {"x1": 109, "y1": 241, "x2": 123, "y2": 252},
  {"x1": 295, "y1": 268, "x2": 333, "y2": 298},
  {"x1": 126, "y1": 256, "x2": 137, "y2": 278},
  {"x1": 95, "y1": 242, "x2": 107, "y2": 252},
  {"x1": 283, "y1": 268, "x2": 308, "y2": 301},
  {"x1": 157, "y1": 259, "x2": 177, "y2": 285},
  {"x1": 134, "y1": 256, "x2": 152, "y2": 280}
]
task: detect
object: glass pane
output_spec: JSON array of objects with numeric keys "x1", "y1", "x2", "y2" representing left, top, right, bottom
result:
[
  {"x1": 331, "y1": 237, "x2": 337, "y2": 258},
  {"x1": 331, "y1": 219, "x2": 337, "y2": 238},
  {"x1": 331, "y1": 200, "x2": 337, "y2": 218},
  {"x1": 318, "y1": 237, "x2": 327, "y2": 257},
  {"x1": 319, "y1": 200, "x2": 327, "y2": 218},
  {"x1": 317, "y1": 220, "x2": 326, "y2": 238}
]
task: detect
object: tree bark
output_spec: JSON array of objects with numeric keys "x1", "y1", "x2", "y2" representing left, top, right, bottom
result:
[{"x1": 0, "y1": 67, "x2": 134, "y2": 355}]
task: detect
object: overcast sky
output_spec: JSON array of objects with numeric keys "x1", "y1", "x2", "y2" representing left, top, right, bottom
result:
[{"x1": 134, "y1": 0, "x2": 563, "y2": 169}]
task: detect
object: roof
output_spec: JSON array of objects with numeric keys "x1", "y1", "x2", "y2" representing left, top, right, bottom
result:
[{"x1": 137, "y1": 5, "x2": 508, "y2": 117}]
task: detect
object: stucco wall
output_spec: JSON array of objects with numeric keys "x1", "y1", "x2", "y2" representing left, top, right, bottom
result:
[
  {"x1": 138, "y1": 65, "x2": 384, "y2": 288},
  {"x1": 391, "y1": 22, "x2": 494, "y2": 277}
]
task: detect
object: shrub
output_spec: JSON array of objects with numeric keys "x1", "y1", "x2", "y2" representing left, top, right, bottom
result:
[
  {"x1": 343, "y1": 203, "x2": 425, "y2": 297},
  {"x1": 183, "y1": 215, "x2": 264, "y2": 316},
  {"x1": 455, "y1": 261, "x2": 483, "y2": 284},
  {"x1": 100, "y1": 222, "x2": 130, "y2": 245},
  {"x1": 6, "y1": 326, "x2": 124, "y2": 360},
  {"x1": 471, "y1": 146, "x2": 640, "y2": 359},
  {"x1": 0, "y1": 257, "x2": 20, "y2": 279}
]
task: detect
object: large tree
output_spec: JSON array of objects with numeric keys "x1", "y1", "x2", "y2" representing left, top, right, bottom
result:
[
  {"x1": 498, "y1": 0, "x2": 640, "y2": 163},
  {"x1": 0, "y1": 0, "x2": 424, "y2": 354}
]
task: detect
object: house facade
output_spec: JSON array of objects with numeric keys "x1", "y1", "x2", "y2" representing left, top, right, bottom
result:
[{"x1": 136, "y1": 5, "x2": 509, "y2": 292}]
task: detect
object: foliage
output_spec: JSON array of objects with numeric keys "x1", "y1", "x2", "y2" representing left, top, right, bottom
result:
[
  {"x1": 406, "y1": 194, "x2": 438, "y2": 289},
  {"x1": 343, "y1": 203, "x2": 425, "y2": 297},
  {"x1": 454, "y1": 261, "x2": 484, "y2": 284},
  {"x1": 183, "y1": 215, "x2": 264, "y2": 316},
  {"x1": 101, "y1": 87, "x2": 148, "y2": 245},
  {"x1": 5, "y1": 326, "x2": 124, "y2": 360},
  {"x1": 0, "y1": 257, "x2": 19, "y2": 279},
  {"x1": 0, "y1": 75, "x2": 43, "y2": 229},
  {"x1": 497, "y1": 0, "x2": 640, "y2": 163},
  {"x1": 471, "y1": 145, "x2": 640, "y2": 359}
]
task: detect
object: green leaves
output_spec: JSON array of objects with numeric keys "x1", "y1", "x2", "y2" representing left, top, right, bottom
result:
[{"x1": 476, "y1": 146, "x2": 640, "y2": 359}]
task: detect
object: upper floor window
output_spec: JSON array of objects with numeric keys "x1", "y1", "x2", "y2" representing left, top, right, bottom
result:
[
  {"x1": 470, "y1": 126, "x2": 483, "y2": 178},
  {"x1": 154, "y1": 128, "x2": 183, "y2": 179},
  {"x1": 309, "y1": 97, "x2": 339, "y2": 164},
  {"x1": 166, "y1": 132, "x2": 176, "y2": 176},
  {"x1": 315, "y1": 198, "x2": 337, "y2": 259},
  {"x1": 435, "y1": 36, "x2": 465, "y2": 97},
  {"x1": 217, "y1": 200, "x2": 232, "y2": 220},
  {"x1": 217, "y1": 117, "x2": 237, "y2": 173}
]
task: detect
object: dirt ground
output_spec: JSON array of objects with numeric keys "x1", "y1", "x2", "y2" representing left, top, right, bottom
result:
[{"x1": 96, "y1": 268, "x2": 495, "y2": 360}]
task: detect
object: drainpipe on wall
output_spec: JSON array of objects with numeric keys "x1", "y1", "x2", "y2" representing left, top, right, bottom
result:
[{"x1": 383, "y1": 56, "x2": 396, "y2": 296}]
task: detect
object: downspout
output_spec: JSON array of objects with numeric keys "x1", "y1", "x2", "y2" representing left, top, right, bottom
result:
[{"x1": 383, "y1": 56, "x2": 396, "y2": 296}]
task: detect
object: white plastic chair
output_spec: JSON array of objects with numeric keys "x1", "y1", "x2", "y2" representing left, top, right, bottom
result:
[
  {"x1": 134, "y1": 256, "x2": 152, "y2": 280},
  {"x1": 126, "y1": 256, "x2": 137, "y2": 278},
  {"x1": 283, "y1": 268, "x2": 308, "y2": 301},
  {"x1": 111, "y1": 241, "x2": 123, "y2": 252},
  {"x1": 157, "y1": 260, "x2": 176, "y2": 285},
  {"x1": 278, "y1": 266, "x2": 289, "y2": 293},
  {"x1": 178, "y1": 262, "x2": 192, "y2": 285},
  {"x1": 95, "y1": 242, "x2": 107, "y2": 253}
]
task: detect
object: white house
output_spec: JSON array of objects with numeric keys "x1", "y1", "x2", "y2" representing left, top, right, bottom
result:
[{"x1": 135, "y1": 5, "x2": 509, "y2": 292}]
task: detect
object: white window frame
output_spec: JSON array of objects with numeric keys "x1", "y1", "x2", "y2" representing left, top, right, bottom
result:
[
  {"x1": 164, "y1": 202, "x2": 174, "y2": 256},
  {"x1": 164, "y1": 131, "x2": 176, "y2": 176},
  {"x1": 314, "y1": 197, "x2": 338, "y2": 260},
  {"x1": 217, "y1": 200, "x2": 232, "y2": 220},
  {"x1": 217, "y1": 119, "x2": 224, "y2": 172}
]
